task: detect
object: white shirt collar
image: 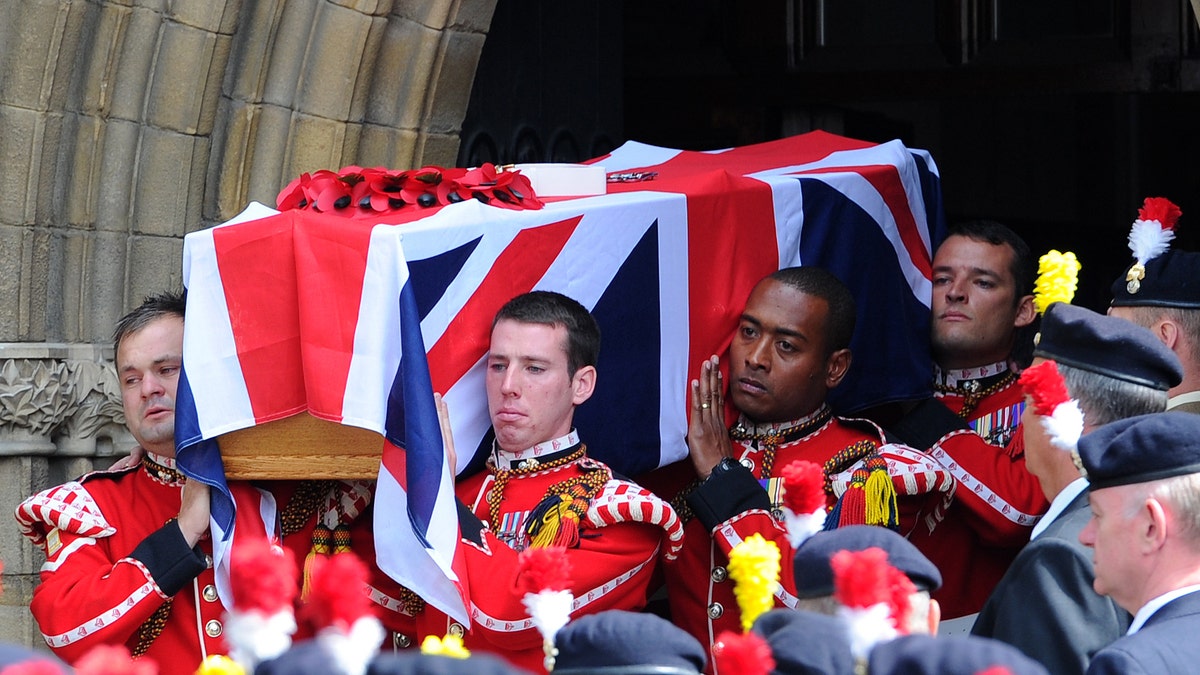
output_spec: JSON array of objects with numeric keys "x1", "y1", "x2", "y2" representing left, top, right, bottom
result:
[
  {"x1": 1030, "y1": 477, "x2": 1088, "y2": 540},
  {"x1": 933, "y1": 360, "x2": 1009, "y2": 388},
  {"x1": 732, "y1": 404, "x2": 831, "y2": 438},
  {"x1": 1127, "y1": 585, "x2": 1200, "y2": 634},
  {"x1": 1167, "y1": 390, "x2": 1200, "y2": 410},
  {"x1": 146, "y1": 451, "x2": 177, "y2": 469},
  {"x1": 141, "y1": 450, "x2": 185, "y2": 486},
  {"x1": 491, "y1": 429, "x2": 581, "y2": 470}
]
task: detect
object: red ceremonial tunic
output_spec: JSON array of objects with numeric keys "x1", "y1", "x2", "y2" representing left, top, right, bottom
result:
[
  {"x1": 662, "y1": 407, "x2": 953, "y2": 673},
  {"x1": 369, "y1": 431, "x2": 683, "y2": 674},
  {"x1": 15, "y1": 455, "x2": 351, "y2": 674},
  {"x1": 16, "y1": 454, "x2": 221, "y2": 674},
  {"x1": 900, "y1": 366, "x2": 1050, "y2": 619}
]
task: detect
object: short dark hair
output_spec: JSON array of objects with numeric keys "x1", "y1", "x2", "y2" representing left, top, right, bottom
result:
[
  {"x1": 113, "y1": 291, "x2": 186, "y2": 353},
  {"x1": 768, "y1": 266, "x2": 856, "y2": 354},
  {"x1": 945, "y1": 220, "x2": 1036, "y2": 301},
  {"x1": 492, "y1": 291, "x2": 600, "y2": 377}
]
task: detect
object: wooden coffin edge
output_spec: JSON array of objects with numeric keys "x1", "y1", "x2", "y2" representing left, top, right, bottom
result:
[{"x1": 219, "y1": 411, "x2": 383, "y2": 480}]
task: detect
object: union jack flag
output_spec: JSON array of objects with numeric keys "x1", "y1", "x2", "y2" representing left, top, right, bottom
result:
[{"x1": 172, "y1": 130, "x2": 944, "y2": 626}]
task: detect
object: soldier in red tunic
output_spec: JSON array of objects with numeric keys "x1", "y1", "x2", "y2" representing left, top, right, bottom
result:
[
  {"x1": 15, "y1": 293, "x2": 361, "y2": 674},
  {"x1": 372, "y1": 291, "x2": 682, "y2": 673},
  {"x1": 15, "y1": 293, "x2": 221, "y2": 673},
  {"x1": 889, "y1": 221, "x2": 1050, "y2": 624},
  {"x1": 659, "y1": 267, "x2": 952, "y2": 670}
]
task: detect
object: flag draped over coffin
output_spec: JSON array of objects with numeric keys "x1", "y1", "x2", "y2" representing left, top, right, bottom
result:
[
  {"x1": 172, "y1": 129, "x2": 945, "y2": 625},
  {"x1": 174, "y1": 210, "x2": 471, "y2": 622}
]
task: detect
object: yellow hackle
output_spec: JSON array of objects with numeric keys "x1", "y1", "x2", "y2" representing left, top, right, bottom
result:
[
  {"x1": 421, "y1": 633, "x2": 472, "y2": 659},
  {"x1": 727, "y1": 534, "x2": 781, "y2": 633},
  {"x1": 1033, "y1": 250, "x2": 1081, "y2": 315},
  {"x1": 194, "y1": 655, "x2": 246, "y2": 675}
]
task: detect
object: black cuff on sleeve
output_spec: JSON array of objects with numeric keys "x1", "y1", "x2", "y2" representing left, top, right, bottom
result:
[
  {"x1": 457, "y1": 498, "x2": 486, "y2": 547},
  {"x1": 887, "y1": 397, "x2": 971, "y2": 451},
  {"x1": 686, "y1": 463, "x2": 772, "y2": 531},
  {"x1": 130, "y1": 521, "x2": 208, "y2": 597}
]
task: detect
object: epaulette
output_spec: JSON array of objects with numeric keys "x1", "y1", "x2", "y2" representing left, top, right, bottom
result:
[
  {"x1": 79, "y1": 460, "x2": 142, "y2": 481},
  {"x1": 826, "y1": 443, "x2": 955, "y2": 499},
  {"x1": 523, "y1": 457, "x2": 612, "y2": 549},
  {"x1": 824, "y1": 442, "x2": 955, "y2": 533},
  {"x1": 586, "y1": 479, "x2": 685, "y2": 561},
  {"x1": 15, "y1": 481, "x2": 116, "y2": 551}
]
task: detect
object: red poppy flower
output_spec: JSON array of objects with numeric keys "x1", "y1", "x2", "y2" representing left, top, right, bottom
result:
[
  {"x1": 276, "y1": 162, "x2": 545, "y2": 216},
  {"x1": 277, "y1": 172, "x2": 312, "y2": 210}
]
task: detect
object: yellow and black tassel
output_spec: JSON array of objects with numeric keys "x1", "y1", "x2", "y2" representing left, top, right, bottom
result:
[{"x1": 301, "y1": 523, "x2": 333, "y2": 600}]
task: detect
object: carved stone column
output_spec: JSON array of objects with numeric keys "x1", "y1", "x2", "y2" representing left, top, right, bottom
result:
[
  {"x1": 0, "y1": 0, "x2": 499, "y2": 649},
  {"x1": 0, "y1": 343, "x2": 132, "y2": 646}
]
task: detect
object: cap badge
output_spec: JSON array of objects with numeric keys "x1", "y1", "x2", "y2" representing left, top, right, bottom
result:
[{"x1": 1126, "y1": 262, "x2": 1145, "y2": 294}]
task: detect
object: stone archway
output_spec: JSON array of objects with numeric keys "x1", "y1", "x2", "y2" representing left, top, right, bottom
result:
[{"x1": 0, "y1": 0, "x2": 497, "y2": 645}]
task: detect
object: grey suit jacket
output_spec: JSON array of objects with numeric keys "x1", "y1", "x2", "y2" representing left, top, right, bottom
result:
[
  {"x1": 972, "y1": 489, "x2": 1130, "y2": 675},
  {"x1": 1087, "y1": 590, "x2": 1200, "y2": 674}
]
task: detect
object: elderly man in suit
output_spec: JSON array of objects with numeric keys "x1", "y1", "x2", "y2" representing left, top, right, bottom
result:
[
  {"x1": 1076, "y1": 412, "x2": 1200, "y2": 674},
  {"x1": 971, "y1": 303, "x2": 1182, "y2": 674}
]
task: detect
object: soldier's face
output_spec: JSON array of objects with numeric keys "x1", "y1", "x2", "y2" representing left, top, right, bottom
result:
[
  {"x1": 728, "y1": 279, "x2": 845, "y2": 424},
  {"x1": 117, "y1": 316, "x2": 184, "y2": 456},
  {"x1": 486, "y1": 319, "x2": 595, "y2": 453},
  {"x1": 930, "y1": 235, "x2": 1032, "y2": 370}
]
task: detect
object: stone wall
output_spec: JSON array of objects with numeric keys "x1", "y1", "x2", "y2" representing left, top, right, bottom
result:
[
  {"x1": 0, "y1": 0, "x2": 496, "y2": 648},
  {"x1": 0, "y1": 344, "x2": 133, "y2": 645}
]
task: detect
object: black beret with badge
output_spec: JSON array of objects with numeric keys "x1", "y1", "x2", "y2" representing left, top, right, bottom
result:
[
  {"x1": 1076, "y1": 412, "x2": 1200, "y2": 491},
  {"x1": 868, "y1": 634, "x2": 1050, "y2": 675},
  {"x1": 366, "y1": 652, "x2": 529, "y2": 675},
  {"x1": 1110, "y1": 196, "x2": 1199, "y2": 308},
  {"x1": 1034, "y1": 303, "x2": 1183, "y2": 391},
  {"x1": 792, "y1": 525, "x2": 942, "y2": 598},
  {"x1": 552, "y1": 610, "x2": 707, "y2": 675},
  {"x1": 751, "y1": 608, "x2": 855, "y2": 675},
  {"x1": 1111, "y1": 249, "x2": 1200, "y2": 309}
]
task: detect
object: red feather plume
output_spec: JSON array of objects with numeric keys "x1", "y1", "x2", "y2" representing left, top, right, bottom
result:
[
  {"x1": 1018, "y1": 360, "x2": 1070, "y2": 417},
  {"x1": 712, "y1": 631, "x2": 774, "y2": 675},
  {"x1": 886, "y1": 565, "x2": 917, "y2": 633},
  {"x1": 230, "y1": 539, "x2": 298, "y2": 614},
  {"x1": 1138, "y1": 197, "x2": 1182, "y2": 230},
  {"x1": 0, "y1": 661, "x2": 69, "y2": 675},
  {"x1": 516, "y1": 546, "x2": 572, "y2": 595},
  {"x1": 831, "y1": 547, "x2": 892, "y2": 610},
  {"x1": 73, "y1": 645, "x2": 157, "y2": 675},
  {"x1": 780, "y1": 460, "x2": 826, "y2": 515}
]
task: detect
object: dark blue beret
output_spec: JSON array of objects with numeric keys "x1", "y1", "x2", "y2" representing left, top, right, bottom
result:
[
  {"x1": 366, "y1": 652, "x2": 526, "y2": 675},
  {"x1": 0, "y1": 643, "x2": 71, "y2": 672},
  {"x1": 1035, "y1": 303, "x2": 1182, "y2": 390},
  {"x1": 553, "y1": 610, "x2": 707, "y2": 674},
  {"x1": 257, "y1": 642, "x2": 526, "y2": 675},
  {"x1": 751, "y1": 609, "x2": 854, "y2": 675},
  {"x1": 868, "y1": 635, "x2": 1050, "y2": 675},
  {"x1": 792, "y1": 525, "x2": 941, "y2": 598},
  {"x1": 255, "y1": 642, "x2": 333, "y2": 675},
  {"x1": 1111, "y1": 249, "x2": 1200, "y2": 309},
  {"x1": 1077, "y1": 411, "x2": 1200, "y2": 490}
]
